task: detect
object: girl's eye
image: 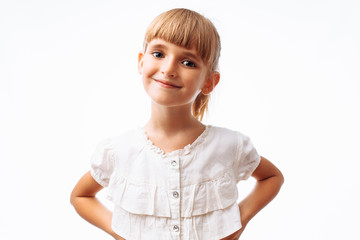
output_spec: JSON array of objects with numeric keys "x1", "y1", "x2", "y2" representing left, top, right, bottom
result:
[
  {"x1": 183, "y1": 60, "x2": 196, "y2": 68},
  {"x1": 152, "y1": 52, "x2": 163, "y2": 58}
]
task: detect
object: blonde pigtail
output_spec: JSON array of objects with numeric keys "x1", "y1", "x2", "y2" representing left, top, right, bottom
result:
[{"x1": 192, "y1": 92, "x2": 210, "y2": 121}]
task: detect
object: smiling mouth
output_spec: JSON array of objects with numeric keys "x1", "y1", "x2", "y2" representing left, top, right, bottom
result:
[{"x1": 154, "y1": 79, "x2": 182, "y2": 88}]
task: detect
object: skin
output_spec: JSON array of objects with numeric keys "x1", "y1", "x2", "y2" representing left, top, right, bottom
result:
[
  {"x1": 70, "y1": 38, "x2": 284, "y2": 240},
  {"x1": 138, "y1": 38, "x2": 220, "y2": 152},
  {"x1": 70, "y1": 171, "x2": 124, "y2": 240}
]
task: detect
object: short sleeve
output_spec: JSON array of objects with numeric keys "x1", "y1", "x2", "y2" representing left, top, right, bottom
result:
[
  {"x1": 233, "y1": 132, "x2": 261, "y2": 182},
  {"x1": 90, "y1": 138, "x2": 115, "y2": 187}
]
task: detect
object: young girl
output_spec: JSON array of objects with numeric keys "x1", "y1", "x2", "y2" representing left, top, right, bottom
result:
[{"x1": 71, "y1": 8, "x2": 284, "y2": 240}]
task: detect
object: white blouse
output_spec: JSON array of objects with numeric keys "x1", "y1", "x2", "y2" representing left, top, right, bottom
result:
[{"x1": 90, "y1": 125, "x2": 261, "y2": 240}]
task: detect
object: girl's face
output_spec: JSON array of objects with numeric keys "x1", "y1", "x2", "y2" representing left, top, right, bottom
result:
[{"x1": 138, "y1": 38, "x2": 218, "y2": 109}]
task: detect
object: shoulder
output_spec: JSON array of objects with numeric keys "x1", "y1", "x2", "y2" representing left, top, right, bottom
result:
[
  {"x1": 206, "y1": 125, "x2": 254, "y2": 151},
  {"x1": 202, "y1": 126, "x2": 239, "y2": 154},
  {"x1": 207, "y1": 125, "x2": 248, "y2": 142}
]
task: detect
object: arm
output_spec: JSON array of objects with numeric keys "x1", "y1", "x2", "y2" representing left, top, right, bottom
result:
[
  {"x1": 70, "y1": 171, "x2": 124, "y2": 240},
  {"x1": 223, "y1": 156, "x2": 284, "y2": 239},
  {"x1": 239, "y1": 156, "x2": 284, "y2": 226}
]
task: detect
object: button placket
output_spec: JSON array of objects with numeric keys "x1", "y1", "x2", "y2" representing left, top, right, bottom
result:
[{"x1": 168, "y1": 155, "x2": 181, "y2": 239}]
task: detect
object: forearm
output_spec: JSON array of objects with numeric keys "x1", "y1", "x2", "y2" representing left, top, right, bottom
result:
[
  {"x1": 72, "y1": 196, "x2": 117, "y2": 238},
  {"x1": 71, "y1": 171, "x2": 123, "y2": 239},
  {"x1": 238, "y1": 174, "x2": 284, "y2": 225}
]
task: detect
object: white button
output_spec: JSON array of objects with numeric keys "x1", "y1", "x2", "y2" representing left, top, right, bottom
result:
[
  {"x1": 173, "y1": 191, "x2": 179, "y2": 198},
  {"x1": 171, "y1": 160, "x2": 177, "y2": 166},
  {"x1": 173, "y1": 225, "x2": 179, "y2": 232}
]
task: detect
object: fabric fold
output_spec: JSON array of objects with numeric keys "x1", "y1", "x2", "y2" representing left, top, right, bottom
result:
[
  {"x1": 181, "y1": 171, "x2": 238, "y2": 217},
  {"x1": 107, "y1": 177, "x2": 172, "y2": 218},
  {"x1": 106, "y1": 171, "x2": 238, "y2": 219}
]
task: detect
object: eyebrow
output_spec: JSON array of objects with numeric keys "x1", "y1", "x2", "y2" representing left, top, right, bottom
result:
[
  {"x1": 182, "y1": 51, "x2": 201, "y2": 62},
  {"x1": 147, "y1": 44, "x2": 169, "y2": 54},
  {"x1": 148, "y1": 43, "x2": 168, "y2": 50}
]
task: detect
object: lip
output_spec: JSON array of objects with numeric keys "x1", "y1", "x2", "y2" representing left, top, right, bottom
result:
[{"x1": 154, "y1": 79, "x2": 182, "y2": 88}]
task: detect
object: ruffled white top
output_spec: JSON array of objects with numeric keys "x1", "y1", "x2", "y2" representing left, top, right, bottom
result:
[{"x1": 90, "y1": 125, "x2": 261, "y2": 240}]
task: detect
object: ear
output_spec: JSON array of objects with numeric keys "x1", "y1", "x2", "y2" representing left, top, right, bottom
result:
[
  {"x1": 201, "y1": 71, "x2": 220, "y2": 95},
  {"x1": 138, "y1": 51, "x2": 144, "y2": 74}
]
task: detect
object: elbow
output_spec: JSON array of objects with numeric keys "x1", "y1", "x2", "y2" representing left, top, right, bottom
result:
[
  {"x1": 272, "y1": 160, "x2": 285, "y2": 188},
  {"x1": 70, "y1": 189, "x2": 78, "y2": 206},
  {"x1": 277, "y1": 170, "x2": 285, "y2": 188},
  {"x1": 70, "y1": 192, "x2": 75, "y2": 206}
]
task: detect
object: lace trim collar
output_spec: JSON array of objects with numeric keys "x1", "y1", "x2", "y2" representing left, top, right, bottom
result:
[{"x1": 138, "y1": 125, "x2": 212, "y2": 157}]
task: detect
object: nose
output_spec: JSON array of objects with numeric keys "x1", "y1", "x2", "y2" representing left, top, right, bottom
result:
[{"x1": 161, "y1": 57, "x2": 177, "y2": 78}]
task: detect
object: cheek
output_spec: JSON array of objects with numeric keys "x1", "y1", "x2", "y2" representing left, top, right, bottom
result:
[
  {"x1": 186, "y1": 72, "x2": 208, "y2": 90},
  {"x1": 142, "y1": 57, "x2": 157, "y2": 75}
]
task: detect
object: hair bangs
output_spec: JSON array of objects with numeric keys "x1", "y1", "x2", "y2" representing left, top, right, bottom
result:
[{"x1": 144, "y1": 9, "x2": 219, "y2": 69}]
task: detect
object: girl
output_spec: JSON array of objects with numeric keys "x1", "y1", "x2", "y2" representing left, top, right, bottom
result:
[{"x1": 71, "y1": 8, "x2": 284, "y2": 240}]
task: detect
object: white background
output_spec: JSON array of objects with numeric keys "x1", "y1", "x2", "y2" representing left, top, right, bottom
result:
[{"x1": 1, "y1": 0, "x2": 359, "y2": 239}]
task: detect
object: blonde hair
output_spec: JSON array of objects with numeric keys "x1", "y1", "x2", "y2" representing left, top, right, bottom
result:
[{"x1": 143, "y1": 8, "x2": 221, "y2": 121}]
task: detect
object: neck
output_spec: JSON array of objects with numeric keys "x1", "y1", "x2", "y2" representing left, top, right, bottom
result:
[{"x1": 144, "y1": 102, "x2": 203, "y2": 135}]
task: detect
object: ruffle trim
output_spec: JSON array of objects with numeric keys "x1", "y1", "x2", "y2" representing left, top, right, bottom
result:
[
  {"x1": 106, "y1": 170, "x2": 238, "y2": 218},
  {"x1": 138, "y1": 125, "x2": 212, "y2": 157}
]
